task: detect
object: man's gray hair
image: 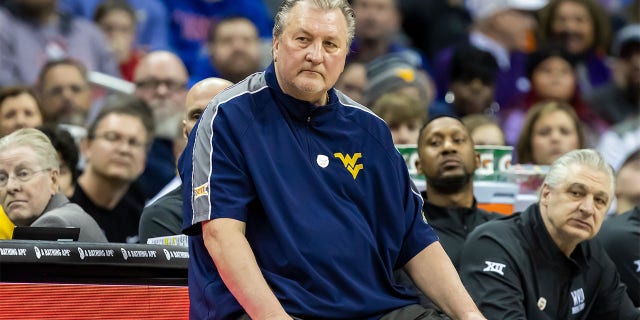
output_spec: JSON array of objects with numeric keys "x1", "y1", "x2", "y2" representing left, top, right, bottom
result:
[
  {"x1": 541, "y1": 149, "x2": 615, "y2": 197},
  {"x1": 273, "y1": 0, "x2": 356, "y2": 46},
  {"x1": 0, "y1": 128, "x2": 60, "y2": 171}
]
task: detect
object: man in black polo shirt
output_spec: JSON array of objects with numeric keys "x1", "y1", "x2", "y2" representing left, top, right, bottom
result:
[
  {"x1": 597, "y1": 206, "x2": 640, "y2": 307},
  {"x1": 395, "y1": 116, "x2": 500, "y2": 310},
  {"x1": 416, "y1": 116, "x2": 501, "y2": 267},
  {"x1": 72, "y1": 95, "x2": 154, "y2": 243},
  {"x1": 459, "y1": 149, "x2": 640, "y2": 319}
]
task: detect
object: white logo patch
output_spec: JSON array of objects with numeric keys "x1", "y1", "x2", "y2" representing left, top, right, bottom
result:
[
  {"x1": 570, "y1": 288, "x2": 585, "y2": 314},
  {"x1": 483, "y1": 261, "x2": 506, "y2": 275},
  {"x1": 316, "y1": 154, "x2": 329, "y2": 168},
  {"x1": 634, "y1": 260, "x2": 640, "y2": 272},
  {"x1": 537, "y1": 297, "x2": 547, "y2": 311}
]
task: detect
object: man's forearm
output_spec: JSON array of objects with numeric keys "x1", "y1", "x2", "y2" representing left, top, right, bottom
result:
[
  {"x1": 202, "y1": 218, "x2": 291, "y2": 320},
  {"x1": 404, "y1": 242, "x2": 486, "y2": 320}
]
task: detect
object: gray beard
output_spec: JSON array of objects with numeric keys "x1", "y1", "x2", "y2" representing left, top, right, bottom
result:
[
  {"x1": 149, "y1": 99, "x2": 183, "y2": 140},
  {"x1": 57, "y1": 111, "x2": 87, "y2": 127},
  {"x1": 155, "y1": 112, "x2": 182, "y2": 140}
]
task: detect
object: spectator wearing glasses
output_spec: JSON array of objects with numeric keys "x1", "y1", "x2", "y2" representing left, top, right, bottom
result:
[
  {"x1": 139, "y1": 77, "x2": 232, "y2": 244},
  {"x1": 133, "y1": 51, "x2": 188, "y2": 201},
  {"x1": 0, "y1": 128, "x2": 106, "y2": 242},
  {"x1": 71, "y1": 95, "x2": 154, "y2": 243},
  {"x1": 36, "y1": 59, "x2": 93, "y2": 142}
]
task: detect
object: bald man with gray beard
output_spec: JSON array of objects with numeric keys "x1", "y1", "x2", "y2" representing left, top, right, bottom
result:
[{"x1": 133, "y1": 51, "x2": 189, "y2": 200}]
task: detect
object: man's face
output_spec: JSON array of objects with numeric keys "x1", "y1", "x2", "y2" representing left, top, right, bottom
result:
[
  {"x1": 134, "y1": 53, "x2": 188, "y2": 140},
  {"x1": 540, "y1": 164, "x2": 612, "y2": 248},
  {"x1": 273, "y1": 1, "x2": 349, "y2": 104},
  {"x1": 40, "y1": 65, "x2": 92, "y2": 126},
  {"x1": 182, "y1": 79, "x2": 232, "y2": 140},
  {"x1": 551, "y1": 1, "x2": 595, "y2": 55},
  {"x1": 183, "y1": 102, "x2": 206, "y2": 141},
  {"x1": 352, "y1": 0, "x2": 399, "y2": 41},
  {"x1": 0, "y1": 146, "x2": 58, "y2": 226},
  {"x1": 82, "y1": 113, "x2": 148, "y2": 183},
  {"x1": 209, "y1": 18, "x2": 261, "y2": 83},
  {"x1": 416, "y1": 117, "x2": 479, "y2": 192},
  {"x1": 0, "y1": 93, "x2": 43, "y2": 137}
]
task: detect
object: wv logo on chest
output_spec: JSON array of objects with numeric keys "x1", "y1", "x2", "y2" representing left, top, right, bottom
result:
[
  {"x1": 334, "y1": 152, "x2": 363, "y2": 180},
  {"x1": 570, "y1": 288, "x2": 585, "y2": 314}
]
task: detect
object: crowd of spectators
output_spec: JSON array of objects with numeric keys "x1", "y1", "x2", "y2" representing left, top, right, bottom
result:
[{"x1": 0, "y1": 0, "x2": 638, "y2": 316}]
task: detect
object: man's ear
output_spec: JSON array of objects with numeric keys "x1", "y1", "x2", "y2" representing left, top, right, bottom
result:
[
  {"x1": 474, "y1": 151, "x2": 480, "y2": 170},
  {"x1": 182, "y1": 119, "x2": 188, "y2": 141},
  {"x1": 272, "y1": 37, "x2": 279, "y2": 62},
  {"x1": 540, "y1": 184, "x2": 551, "y2": 206},
  {"x1": 415, "y1": 158, "x2": 422, "y2": 175}
]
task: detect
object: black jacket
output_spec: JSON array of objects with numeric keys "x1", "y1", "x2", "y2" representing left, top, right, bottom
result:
[
  {"x1": 394, "y1": 193, "x2": 500, "y2": 310},
  {"x1": 459, "y1": 203, "x2": 640, "y2": 320},
  {"x1": 597, "y1": 207, "x2": 640, "y2": 307},
  {"x1": 139, "y1": 185, "x2": 183, "y2": 244},
  {"x1": 422, "y1": 192, "x2": 501, "y2": 268}
]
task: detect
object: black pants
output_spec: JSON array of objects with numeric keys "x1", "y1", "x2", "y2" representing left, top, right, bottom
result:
[
  {"x1": 380, "y1": 304, "x2": 450, "y2": 320},
  {"x1": 236, "y1": 304, "x2": 451, "y2": 320}
]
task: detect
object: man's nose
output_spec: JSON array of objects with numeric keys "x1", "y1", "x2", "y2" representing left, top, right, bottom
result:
[
  {"x1": 579, "y1": 195, "x2": 596, "y2": 216},
  {"x1": 61, "y1": 87, "x2": 75, "y2": 100},
  {"x1": 155, "y1": 83, "x2": 170, "y2": 96},
  {"x1": 306, "y1": 42, "x2": 324, "y2": 64},
  {"x1": 442, "y1": 138, "x2": 457, "y2": 151}
]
